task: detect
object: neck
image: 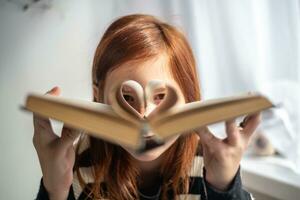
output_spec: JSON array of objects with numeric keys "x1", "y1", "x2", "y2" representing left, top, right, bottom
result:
[{"x1": 135, "y1": 153, "x2": 166, "y2": 190}]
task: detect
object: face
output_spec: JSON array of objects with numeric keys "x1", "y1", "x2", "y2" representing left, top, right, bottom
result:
[{"x1": 99, "y1": 54, "x2": 186, "y2": 162}]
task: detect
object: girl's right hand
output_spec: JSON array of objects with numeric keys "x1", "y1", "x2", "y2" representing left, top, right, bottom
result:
[{"x1": 32, "y1": 86, "x2": 80, "y2": 200}]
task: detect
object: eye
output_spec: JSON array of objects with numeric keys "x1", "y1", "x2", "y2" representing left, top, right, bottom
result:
[
  {"x1": 153, "y1": 93, "x2": 165, "y2": 105},
  {"x1": 123, "y1": 94, "x2": 135, "y2": 104}
]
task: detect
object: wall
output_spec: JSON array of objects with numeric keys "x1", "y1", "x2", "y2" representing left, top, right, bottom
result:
[{"x1": 0, "y1": 1, "x2": 114, "y2": 199}]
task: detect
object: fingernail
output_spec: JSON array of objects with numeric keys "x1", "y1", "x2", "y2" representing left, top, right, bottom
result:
[
  {"x1": 45, "y1": 86, "x2": 57, "y2": 94},
  {"x1": 52, "y1": 86, "x2": 59, "y2": 91}
]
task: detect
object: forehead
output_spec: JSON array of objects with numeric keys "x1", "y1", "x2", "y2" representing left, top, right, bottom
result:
[{"x1": 104, "y1": 55, "x2": 176, "y2": 91}]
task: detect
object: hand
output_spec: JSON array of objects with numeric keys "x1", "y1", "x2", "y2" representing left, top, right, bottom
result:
[
  {"x1": 197, "y1": 112, "x2": 261, "y2": 191},
  {"x1": 32, "y1": 86, "x2": 80, "y2": 200}
]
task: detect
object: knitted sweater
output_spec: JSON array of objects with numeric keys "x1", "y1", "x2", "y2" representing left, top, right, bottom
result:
[{"x1": 35, "y1": 136, "x2": 254, "y2": 200}]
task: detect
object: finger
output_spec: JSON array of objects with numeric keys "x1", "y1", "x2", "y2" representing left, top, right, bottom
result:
[
  {"x1": 225, "y1": 118, "x2": 239, "y2": 146},
  {"x1": 197, "y1": 127, "x2": 219, "y2": 146},
  {"x1": 59, "y1": 125, "x2": 81, "y2": 147},
  {"x1": 33, "y1": 113, "x2": 51, "y2": 131},
  {"x1": 239, "y1": 115, "x2": 250, "y2": 129},
  {"x1": 241, "y1": 112, "x2": 261, "y2": 140},
  {"x1": 197, "y1": 127, "x2": 224, "y2": 156},
  {"x1": 32, "y1": 86, "x2": 61, "y2": 145},
  {"x1": 33, "y1": 114, "x2": 58, "y2": 146}
]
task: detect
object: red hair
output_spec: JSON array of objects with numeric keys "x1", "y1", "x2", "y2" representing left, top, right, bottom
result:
[{"x1": 74, "y1": 14, "x2": 201, "y2": 200}]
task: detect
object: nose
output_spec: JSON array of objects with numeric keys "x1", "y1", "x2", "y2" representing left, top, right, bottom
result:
[
  {"x1": 140, "y1": 102, "x2": 158, "y2": 138},
  {"x1": 143, "y1": 101, "x2": 156, "y2": 118}
]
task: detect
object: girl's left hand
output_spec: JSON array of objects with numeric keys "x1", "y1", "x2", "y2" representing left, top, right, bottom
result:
[{"x1": 197, "y1": 112, "x2": 261, "y2": 191}]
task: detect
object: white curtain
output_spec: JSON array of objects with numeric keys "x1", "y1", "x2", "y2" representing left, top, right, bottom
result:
[
  {"x1": 113, "y1": 0, "x2": 300, "y2": 170},
  {"x1": 114, "y1": 0, "x2": 300, "y2": 97}
]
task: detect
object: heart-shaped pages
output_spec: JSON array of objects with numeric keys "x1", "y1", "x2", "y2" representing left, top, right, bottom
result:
[
  {"x1": 108, "y1": 79, "x2": 182, "y2": 153},
  {"x1": 108, "y1": 79, "x2": 181, "y2": 123}
]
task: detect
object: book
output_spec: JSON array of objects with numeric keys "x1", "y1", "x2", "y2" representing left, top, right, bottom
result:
[{"x1": 20, "y1": 80, "x2": 274, "y2": 153}]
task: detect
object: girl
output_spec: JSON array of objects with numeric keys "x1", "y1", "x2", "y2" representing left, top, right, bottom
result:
[{"x1": 34, "y1": 14, "x2": 259, "y2": 200}]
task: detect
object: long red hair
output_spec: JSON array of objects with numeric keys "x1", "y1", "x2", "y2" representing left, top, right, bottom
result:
[{"x1": 74, "y1": 14, "x2": 201, "y2": 200}]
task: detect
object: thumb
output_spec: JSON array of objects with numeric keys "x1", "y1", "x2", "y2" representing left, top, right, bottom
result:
[{"x1": 45, "y1": 86, "x2": 61, "y2": 96}]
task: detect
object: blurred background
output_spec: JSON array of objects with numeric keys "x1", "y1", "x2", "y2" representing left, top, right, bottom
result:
[{"x1": 0, "y1": 0, "x2": 299, "y2": 199}]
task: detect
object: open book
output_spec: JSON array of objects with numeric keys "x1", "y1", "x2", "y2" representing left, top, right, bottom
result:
[{"x1": 20, "y1": 80, "x2": 274, "y2": 153}]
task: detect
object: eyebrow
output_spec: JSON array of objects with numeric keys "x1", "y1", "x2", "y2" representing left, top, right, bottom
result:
[
  {"x1": 122, "y1": 85, "x2": 167, "y2": 93},
  {"x1": 122, "y1": 86, "x2": 134, "y2": 93},
  {"x1": 153, "y1": 87, "x2": 167, "y2": 93}
]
